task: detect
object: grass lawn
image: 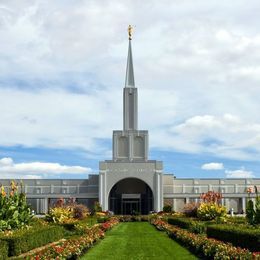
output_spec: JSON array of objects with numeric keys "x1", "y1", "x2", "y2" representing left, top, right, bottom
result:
[{"x1": 81, "y1": 222, "x2": 198, "y2": 260}]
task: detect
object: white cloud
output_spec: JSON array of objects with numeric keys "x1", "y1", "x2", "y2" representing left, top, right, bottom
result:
[
  {"x1": 150, "y1": 114, "x2": 260, "y2": 161},
  {"x1": 0, "y1": 157, "x2": 91, "y2": 179},
  {"x1": 201, "y1": 163, "x2": 224, "y2": 170},
  {"x1": 225, "y1": 168, "x2": 255, "y2": 178},
  {"x1": 0, "y1": 157, "x2": 14, "y2": 166},
  {"x1": 0, "y1": 1, "x2": 260, "y2": 168}
]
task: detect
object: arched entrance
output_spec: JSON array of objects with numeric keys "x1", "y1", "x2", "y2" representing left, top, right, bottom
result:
[{"x1": 109, "y1": 178, "x2": 153, "y2": 215}]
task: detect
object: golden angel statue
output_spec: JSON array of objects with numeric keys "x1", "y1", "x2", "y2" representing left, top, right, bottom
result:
[{"x1": 128, "y1": 25, "x2": 133, "y2": 40}]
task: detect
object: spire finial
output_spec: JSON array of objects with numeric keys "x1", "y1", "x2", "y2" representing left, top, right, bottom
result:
[
  {"x1": 128, "y1": 25, "x2": 133, "y2": 40},
  {"x1": 125, "y1": 25, "x2": 135, "y2": 87}
]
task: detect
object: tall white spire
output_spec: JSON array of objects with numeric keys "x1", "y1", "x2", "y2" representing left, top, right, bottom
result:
[{"x1": 125, "y1": 25, "x2": 135, "y2": 88}]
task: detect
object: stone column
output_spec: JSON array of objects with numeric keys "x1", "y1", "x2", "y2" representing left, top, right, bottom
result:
[
  {"x1": 44, "y1": 198, "x2": 49, "y2": 213},
  {"x1": 144, "y1": 133, "x2": 149, "y2": 161},
  {"x1": 173, "y1": 199, "x2": 177, "y2": 212},
  {"x1": 225, "y1": 198, "x2": 230, "y2": 211},
  {"x1": 155, "y1": 170, "x2": 163, "y2": 211},
  {"x1": 129, "y1": 134, "x2": 133, "y2": 161},
  {"x1": 99, "y1": 171, "x2": 105, "y2": 210},
  {"x1": 103, "y1": 171, "x2": 108, "y2": 210},
  {"x1": 242, "y1": 197, "x2": 246, "y2": 213}
]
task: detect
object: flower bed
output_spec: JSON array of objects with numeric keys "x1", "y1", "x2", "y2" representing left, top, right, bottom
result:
[
  {"x1": 18, "y1": 218, "x2": 119, "y2": 259},
  {"x1": 0, "y1": 224, "x2": 65, "y2": 257},
  {"x1": 151, "y1": 218, "x2": 258, "y2": 259},
  {"x1": 207, "y1": 224, "x2": 260, "y2": 252}
]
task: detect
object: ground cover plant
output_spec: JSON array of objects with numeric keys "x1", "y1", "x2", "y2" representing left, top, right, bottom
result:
[{"x1": 80, "y1": 221, "x2": 197, "y2": 260}]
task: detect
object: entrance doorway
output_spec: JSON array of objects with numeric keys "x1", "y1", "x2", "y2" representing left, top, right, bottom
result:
[
  {"x1": 109, "y1": 178, "x2": 153, "y2": 215},
  {"x1": 122, "y1": 194, "x2": 141, "y2": 215}
]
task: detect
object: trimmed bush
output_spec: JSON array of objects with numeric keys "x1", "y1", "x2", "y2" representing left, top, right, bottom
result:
[
  {"x1": 117, "y1": 215, "x2": 148, "y2": 222},
  {"x1": 226, "y1": 216, "x2": 247, "y2": 224},
  {"x1": 0, "y1": 225, "x2": 65, "y2": 256},
  {"x1": 163, "y1": 204, "x2": 172, "y2": 213},
  {"x1": 206, "y1": 224, "x2": 260, "y2": 252},
  {"x1": 0, "y1": 240, "x2": 8, "y2": 260},
  {"x1": 246, "y1": 200, "x2": 255, "y2": 225},
  {"x1": 168, "y1": 217, "x2": 206, "y2": 234}
]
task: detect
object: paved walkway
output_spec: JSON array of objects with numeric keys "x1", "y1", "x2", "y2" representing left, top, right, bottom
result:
[{"x1": 81, "y1": 222, "x2": 198, "y2": 260}]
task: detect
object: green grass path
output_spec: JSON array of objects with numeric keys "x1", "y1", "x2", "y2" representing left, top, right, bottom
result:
[{"x1": 81, "y1": 222, "x2": 198, "y2": 260}]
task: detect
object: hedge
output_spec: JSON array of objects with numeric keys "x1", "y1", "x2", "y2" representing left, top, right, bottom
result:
[
  {"x1": 0, "y1": 225, "x2": 66, "y2": 256},
  {"x1": 168, "y1": 217, "x2": 206, "y2": 234},
  {"x1": 207, "y1": 224, "x2": 260, "y2": 252},
  {"x1": 152, "y1": 219, "x2": 253, "y2": 259},
  {"x1": 15, "y1": 218, "x2": 119, "y2": 259},
  {"x1": 117, "y1": 215, "x2": 149, "y2": 222},
  {"x1": 0, "y1": 240, "x2": 8, "y2": 260}
]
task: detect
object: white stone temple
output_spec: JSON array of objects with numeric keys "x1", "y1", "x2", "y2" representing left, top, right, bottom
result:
[{"x1": 99, "y1": 31, "x2": 163, "y2": 214}]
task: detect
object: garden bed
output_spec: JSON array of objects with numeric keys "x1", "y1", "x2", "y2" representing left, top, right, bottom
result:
[
  {"x1": 151, "y1": 218, "x2": 260, "y2": 259},
  {"x1": 0, "y1": 224, "x2": 66, "y2": 257},
  {"x1": 12, "y1": 217, "x2": 119, "y2": 259},
  {"x1": 207, "y1": 224, "x2": 260, "y2": 252}
]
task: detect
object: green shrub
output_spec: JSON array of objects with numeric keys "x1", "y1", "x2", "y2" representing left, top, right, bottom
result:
[
  {"x1": 163, "y1": 204, "x2": 172, "y2": 213},
  {"x1": 117, "y1": 215, "x2": 148, "y2": 222},
  {"x1": 168, "y1": 217, "x2": 206, "y2": 234},
  {"x1": 246, "y1": 200, "x2": 255, "y2": 225},
  {"x1": 206, "y1": 224, "x2": 260, "y2": 252},
  {"x1": 0, "y1": 225, "x2": 65, "y2": 256},
  {"x1": 0, "y1": 240, "x2": 8, "y2": 260},
  {"x1": 255, "y1": 195, "x2": 260, "y2": 224},
  {"x1": 97, "y1": 216, "x2": 110, "y2": 223},
  {"x1": 94, "y1": 201, "x2": 102, "y2": 213},
  {"x1": 226, "y1": 216, "x2": 246, "y2": 224}
]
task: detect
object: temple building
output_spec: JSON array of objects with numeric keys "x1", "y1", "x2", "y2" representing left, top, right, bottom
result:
[
  {"x1": 99, "y1": 28, "x2": 163, "y2": 214},
  {"x1": 0, "y1": 28, "x2": 259, "y2": 214}
]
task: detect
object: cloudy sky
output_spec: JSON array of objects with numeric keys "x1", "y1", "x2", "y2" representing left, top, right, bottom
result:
[{"x1": 0, "y1": 0, "x2": 260, "y2": 179}]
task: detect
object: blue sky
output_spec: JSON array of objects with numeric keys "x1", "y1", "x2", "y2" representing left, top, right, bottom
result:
[{"x1": 0, "y1": 0, "x2": 260, "y2": 179}]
